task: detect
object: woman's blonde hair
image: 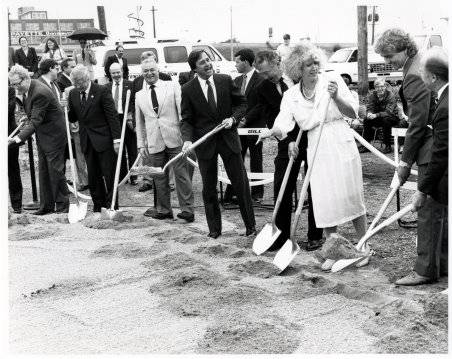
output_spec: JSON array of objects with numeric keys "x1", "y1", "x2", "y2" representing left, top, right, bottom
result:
[{"x1": 283, "y1": 41, "x2": 327, "y2": 82}]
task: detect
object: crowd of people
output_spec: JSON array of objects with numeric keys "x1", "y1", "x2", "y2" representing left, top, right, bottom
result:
[{"x1": 7, "y1": 28, "x2": 448, "y2": 286}]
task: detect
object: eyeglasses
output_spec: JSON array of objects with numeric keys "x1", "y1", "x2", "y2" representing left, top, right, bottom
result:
[{"x1": 10, "y1": 79, "x2": 24, "y2": 87}]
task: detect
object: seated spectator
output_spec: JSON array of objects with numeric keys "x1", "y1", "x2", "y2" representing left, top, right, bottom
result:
[{"x1": 360, "y1": 78, "x2": 400, "y2": 153}]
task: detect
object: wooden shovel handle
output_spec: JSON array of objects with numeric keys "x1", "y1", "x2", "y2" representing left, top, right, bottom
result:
[
  {"x1": 368, "y1": 176, "x2": 400, "y2": 232},
  {"x1": 7, "y1": 122, "x2": 24, "y2": 140}
]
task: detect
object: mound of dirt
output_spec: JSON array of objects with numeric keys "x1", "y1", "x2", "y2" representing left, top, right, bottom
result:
[
  {"x1": 193, "y1": 244, "x2": 247, "y2": 257},
  {"x1": 319, "y1": 234, "x2": 362, "y2": 260},
  {"x1": 141, "y1": 252, "x2": 203, "y2": 272},
  {"x1": 228, "y1": 259, "x2": 279, "y2": 278},
  {"x1": 10, "y1": 227, "x2": 58, "y2": 241},
  {"x1": 23, "y1": 277, "x2": 98, "y2": 299},
  {"x1": 91, "y1": 242, "x2": 167, "y2": 259},
  {"x1": 83, "y1": 213, "x2": 152, "y2": 231}
]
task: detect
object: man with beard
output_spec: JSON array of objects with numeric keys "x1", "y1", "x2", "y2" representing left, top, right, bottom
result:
[{"x1": 180, "y1": 49, "x2": 255, "y2": 238}]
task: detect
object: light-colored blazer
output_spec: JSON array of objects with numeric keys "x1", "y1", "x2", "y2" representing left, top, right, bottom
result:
[{"x1": 135, "y1": 79, "x2": 184, "y2": 154}]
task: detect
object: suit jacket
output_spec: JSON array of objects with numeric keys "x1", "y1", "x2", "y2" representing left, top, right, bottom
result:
[
  {"x1": 233, "y1": 70, "x2": 264, "y2": 127},
  {"x1": 105, "y1": 79, "x2": 135, "y2": 117},
  {"x1": 38, "y1": 76, "x2": 62, "y2": 99},
  {"x1": 14, "y1": 47, "x2": 39, "y2": 74},
  {"x1": 18, "y1": 80, "x2": 67, "y2": 153},
  {"x1": 104, "y1": 55, "x2": 129, "y2": 81},
  {"x1": 67, "y1": 82, "x2": 121, "y2": 153},
  {"x1": 56, "y1": 72, "x2": 73, "y2": 93},
  {"x1": 135, "y1": 80, "x2": 184, "y2": 154},
  {"x1": 179, "y1": 70, "x2": 196, "y2": 86},
  {"x1": 132, "y1": 73, "x2": 172, "y2": 96},
  {"x1": 180, "y1": 74, "x2": 245, "y2": 160},
  {"x1": 8, "y1": 86, "x2": 17, "y2": 135},
  {"x1": 418, "y1": 87, "x2": 448, "y2": 205},
  {"x1": 399, "y1": 54, "x2": 435, "y2": 166},
  {"x1": 255, "y1": 78, "x2": 286, "y2": 129}
]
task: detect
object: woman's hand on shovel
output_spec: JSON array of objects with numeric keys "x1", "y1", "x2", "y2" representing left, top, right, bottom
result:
[
  {"x1": 288, "y1": 141, "x2": 299, "y2": 158},
  {"x1": 139, "y1": 147, "x2": 150, "y2": 161},
  {"x1": 181, "y1": 141, "x2": 193, "y2": 156}
]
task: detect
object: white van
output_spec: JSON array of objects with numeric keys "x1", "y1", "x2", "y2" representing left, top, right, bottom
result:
[
  {"x1": 91, "y1": 40, "x2": 238, "y2": 84},
  {"x1": 325, "y1": 46, "x2": 403, "y2": 85}
]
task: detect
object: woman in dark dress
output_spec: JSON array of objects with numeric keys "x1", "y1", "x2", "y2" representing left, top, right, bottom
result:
[{"x1": 14, "y1": 36, "x2": 39, "y2": 78}]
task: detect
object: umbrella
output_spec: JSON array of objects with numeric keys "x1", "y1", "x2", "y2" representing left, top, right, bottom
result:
[{"x1": 67, "y1": 27, "x2": 107, "y2": 41}]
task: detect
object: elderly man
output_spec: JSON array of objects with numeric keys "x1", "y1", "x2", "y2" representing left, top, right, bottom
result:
[
  {"x1": 375, "y1": 28, "x2": 436, "y2": 286},
  {"x1": 72, "y1": 39, "x2": 97, "y2": 80},
  {"x1": 361, "y1": 77, "x2": 400, "y2": 153},
  {"x1": 135, "y1": 59, "x2": 195, "y2": 221},
  {"x1": 132, "y1": 51, "x2": 172, "y2": 194},
  {"x1": 254, "y1": 50, "x2": 323, "y2": 251},
  {"x1": 106, "y1": 62, "x2": 137, "y2": 184},
  {"x1": 8, "y1": 65, "x2": 69, "y2": 215},
  {"x1": 181, "y1": 49, "x2": 255, "y2": 238},
  {"x1": 67, "y1": 65, "x2": 121, "y2": 212},
  {"x1": 408, "y1": 47, "x2": 448, "y2": 285},
  {"x1": 104, "y1": 45, "x2": 129, "y2": 82}
]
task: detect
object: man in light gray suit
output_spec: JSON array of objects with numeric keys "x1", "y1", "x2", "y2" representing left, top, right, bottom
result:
[{"x1": 135, "y1": 59, "x2": 195, "y2": 222}]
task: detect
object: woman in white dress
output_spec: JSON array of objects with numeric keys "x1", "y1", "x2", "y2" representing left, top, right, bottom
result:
[{"x1": 259, "y1": 42, "x2": 368, "y2": 270}]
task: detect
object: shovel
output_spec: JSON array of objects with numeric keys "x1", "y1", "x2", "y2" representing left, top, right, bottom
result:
[
  {"x1": 130, "y1": 122, "x2": 227, "y2": 177},
  {"x1": 253, "y1": 129, "x2": 304, "y2": 255},
  {"x1": 100, "y1": 90, "x2": 131, "y2": 220},
  {"x1": 273, "y1": 98, "x2": 331, "y2": 271},
  {"x1": 63, "y1": 94, "x2": 87, "y2": 223},
  {"x1": 330, "y1": 203, "x2": 414, "y2": 272},
  {"x1": 330, "y1": 172, "x2": 401, "y2": 271},
  {"x1": 8, "y1": 121, "x2": 25, "y2": 140}
]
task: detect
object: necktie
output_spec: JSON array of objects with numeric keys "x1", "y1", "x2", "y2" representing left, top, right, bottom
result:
[
  {"x1": 150, "y1": 84, "x2": 159, "y2": 114},
  {"x1": 240, "y1": 74, "x2": 247, "y2": 95},
  {"x1": 114, "y1": 82, "x2": 120, "y2": 112},
  {"x1": 82, "y1": 49, "x2": 85, "y2": 61},
  {"x1": 80, "y1": 91, "x2": 86, "y2": 109},
  {"x1": 206, "y1": 79, "x2": 217, "y2": 112},
  {"x1": 22, "y1": 93, "x2": 27, "y2": 106},
  {"x1": 279, "y1": 77, "x2": 288, "y2": 93}
]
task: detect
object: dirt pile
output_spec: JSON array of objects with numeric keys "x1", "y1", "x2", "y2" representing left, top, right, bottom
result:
[
  {"x1": 193, "y1": 244, "x2": 248, "y2": 258},
  {"x1": 318, "y1": 234, "x2": 362, "y2": 260},
  {"x1": 228, "y1": 259, "x2": 279, "y2": 278},
  {"x1": 22, "y1": 277, "x2": 98, "y2": 299},
  {"x1": 91, "y1": 242, "x2": 167, "y2": 259}
]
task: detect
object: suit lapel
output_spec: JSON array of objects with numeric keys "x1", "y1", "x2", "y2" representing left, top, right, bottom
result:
[
  {"x1": 193, "y1": 78, "x2": 217, "y2": 119},
  {"x1": 81, "y1": 82, "x2": 95, "y2": 118},
  {"x1": 438, "y1": 87, "x2": 448, "y2": 106},
  {"x1": 156, "y1": 81, "x2": 169, "y2": 118},
  {"x1": 245, "y1": 72, "x2": 258, "y2": 97}
]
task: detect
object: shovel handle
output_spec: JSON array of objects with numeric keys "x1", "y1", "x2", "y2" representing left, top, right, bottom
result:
[
  {"x1": 289, "y1": 97, "x2": 331, "y2": 240},
  {"x1": 110, "y1": 90, "x2": 131, "y2": 210},
  {"x1": 356, "y1": 204, "x2": 414, "y2": 251},
  {"x1": 8, "y1": 122, "x2": 24, "y2": 140},
  {"x1": 62, "y1": 93, "x2": 80, "y2": 204},
  {"x1": 271, "y1": 129, "x2": 304, "y2": 223},
  {"x1": 368, "y1": 176, "x2": 400, "y2": 232}
]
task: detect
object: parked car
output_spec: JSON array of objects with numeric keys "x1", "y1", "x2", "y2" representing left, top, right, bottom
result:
[{"x1": 91, "y1": 40, "x2": 238, "y2": 84}]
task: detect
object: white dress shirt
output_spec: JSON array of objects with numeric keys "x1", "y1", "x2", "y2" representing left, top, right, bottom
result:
[
  {"x1": 437, "y1": 83, "x2": 448, "y2": 101},
  {"x1": 116, "y1": 55, "x2": 123, "y2": 69},
  {"x1": 242, "y1": 68, "x2": 256, "y2": 92},
  {"x1": 111, "y1": 78, "x2": 123, "y2": 114},
  {"x1": 197, "y1": 75, "x2": 217, "y2": 104}
]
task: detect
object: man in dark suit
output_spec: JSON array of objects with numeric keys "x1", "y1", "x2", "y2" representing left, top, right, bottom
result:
[
  {"x1": 409, "y1": 47, "x2": 448, "y2": 284},
  {"x1": 8, "y1": 85, "x2": 23, "y2": 213},
  {"x1": 224, "y1": 48, "x2": 264, "y2": 204},
  {"x1": 132, "y1": 51, "x2": 172, "y2": 194},
  {"x1": 255, "y1": 50, "x2": 323, "y2": 251},
  {"x1": 375, "y1": 28, "x2": 437, "y2": 286},
  {"x1": 57, "y1": 58, "x2": 76, "y2": 92},
  {"x1": 37, "y1": 59, "x2": 62, "y2": 99},
  {"x1": 104, "y1": 45, "x2": 129, "y2": 82},
  {"x1": 8, "y1": 65, "x2": 69, "y2": 215},
  {"x1": 67, "y1": 64, "x2": 121, "y2": 212},
  {"x1": 179, "y1": 70, "x2": 196, "y2": 86},
  {"x1": 180, "y1": 49, "x2": 255, "y2": 238},
  {"x1": 106, "y1": 62, "x2": 137, "y2": 185}
]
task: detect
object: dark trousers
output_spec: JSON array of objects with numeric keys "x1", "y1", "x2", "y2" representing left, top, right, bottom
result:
[
  {"x1": 224, "y1": 134, "x2": 264, "y2": 200},
  {"x1": 272, "y1": 154, "x2": 323, "y2": 250},
  {"x1": 414, "y1": 164, "x2": 448, "y2": 279},
  {"x1": 8, "y1": 145, "x2": 23, "y2": 210},
  {"x1": 37, "y1": 145, "x2": 69, "y2": 211},
  {"x1": 84, "y1": 138, "x2": 118, "y2": 211},
  {"x1": 362, "y1": 115, "x2": 399, "y2": 146},
  {"x1": 118, "y1": 116, "x2": 138, "y2": 182},
  {"x1": 197, "y1": 137, "x2": 255, "y2": 234}
]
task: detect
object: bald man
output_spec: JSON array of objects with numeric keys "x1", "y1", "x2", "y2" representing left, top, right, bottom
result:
[{"x1": 106, "y1": 62, "x2": 137, "y2": 184}]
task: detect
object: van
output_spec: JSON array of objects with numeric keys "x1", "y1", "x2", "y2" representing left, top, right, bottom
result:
[
  {"x1": 91, "y1": 40, "x2": 238, "y2": 84},
  {"x1": 324, "y1": 46, "x2": 403, "y2": 85}
]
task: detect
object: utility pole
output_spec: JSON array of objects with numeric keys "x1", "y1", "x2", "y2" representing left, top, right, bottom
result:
[
  {"x1": 371, "y1": 6, "x2": 376, "y2": 45},
  {"x1": 357, "y1": 5, "x2": 369, "y2": 97},
  {"x1": 7, "y1": 7, "x2": 11, "y2": 46},
  {"x1": 230, "y1": 6, "x2": 233, "y2": 60},
  {"x1": 151, "y1": 6, "x2": 157, "y2": 38}
]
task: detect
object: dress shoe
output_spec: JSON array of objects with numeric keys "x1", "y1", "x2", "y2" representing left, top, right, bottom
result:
[
  {"x1": 55, "y1": 205, "x2": 70, "y2": 213},
  {"x1": 93, "y1": 207, "x2": 101, "y2": 213},
  {"x1": 32, "y1": 208, "x2": 54, "y2": 215},
  {"x1": 208, "y1": 231, "x2": 221, "y2": 239},
  {"x1": 245, "y1": 227, "x2": 257, "y2": 236},
  {"x1": 143, "y1": 207, "x2": 157, "y2": 217},
  {"x1": 177, "y1": 211, "x2": 195, "y2": 223},
  {"x1": 138, "y1": 182, "x2": 153, "y2": 192},
  {"x1": 129, "y1": 178, "x2": 137, "y2": 186},
  {"x1": 13, "y1": 208, "x2": 22, "y2": 214},
  {"x1": 151, "y1": 212, "x2": 174, "y2": 220},
  {"x1": 395, "y1": 271, "x2": 435, "y2": 286}
]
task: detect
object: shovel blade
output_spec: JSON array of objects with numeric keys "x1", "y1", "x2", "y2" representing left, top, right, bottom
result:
[
  {"x1": 330, "y1": 256, "x2": 367, "y2": 273},
  {"x1": 252, "y1": 224, "x2": 282, "y2": 255},
  {"x1": 273, "y1": 240, "x2": 300, "y2": 272},
  {"x1": 68, "y1": 202, "x2": 88, "y2": 224}
]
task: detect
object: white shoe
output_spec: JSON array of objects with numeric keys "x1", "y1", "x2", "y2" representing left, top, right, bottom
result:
[{"x1": 321, "y1": 259, "x2": 336, "y2": 271}]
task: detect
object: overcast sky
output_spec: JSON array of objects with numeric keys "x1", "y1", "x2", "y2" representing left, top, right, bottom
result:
[{"x1": 4, "y1": 0, "x2": 450, "y2": 44}]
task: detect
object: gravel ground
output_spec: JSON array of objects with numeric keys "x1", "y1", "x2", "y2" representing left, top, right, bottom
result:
[{"x1": 8, "y1": 135, "x2": 448, "y2": 354}]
